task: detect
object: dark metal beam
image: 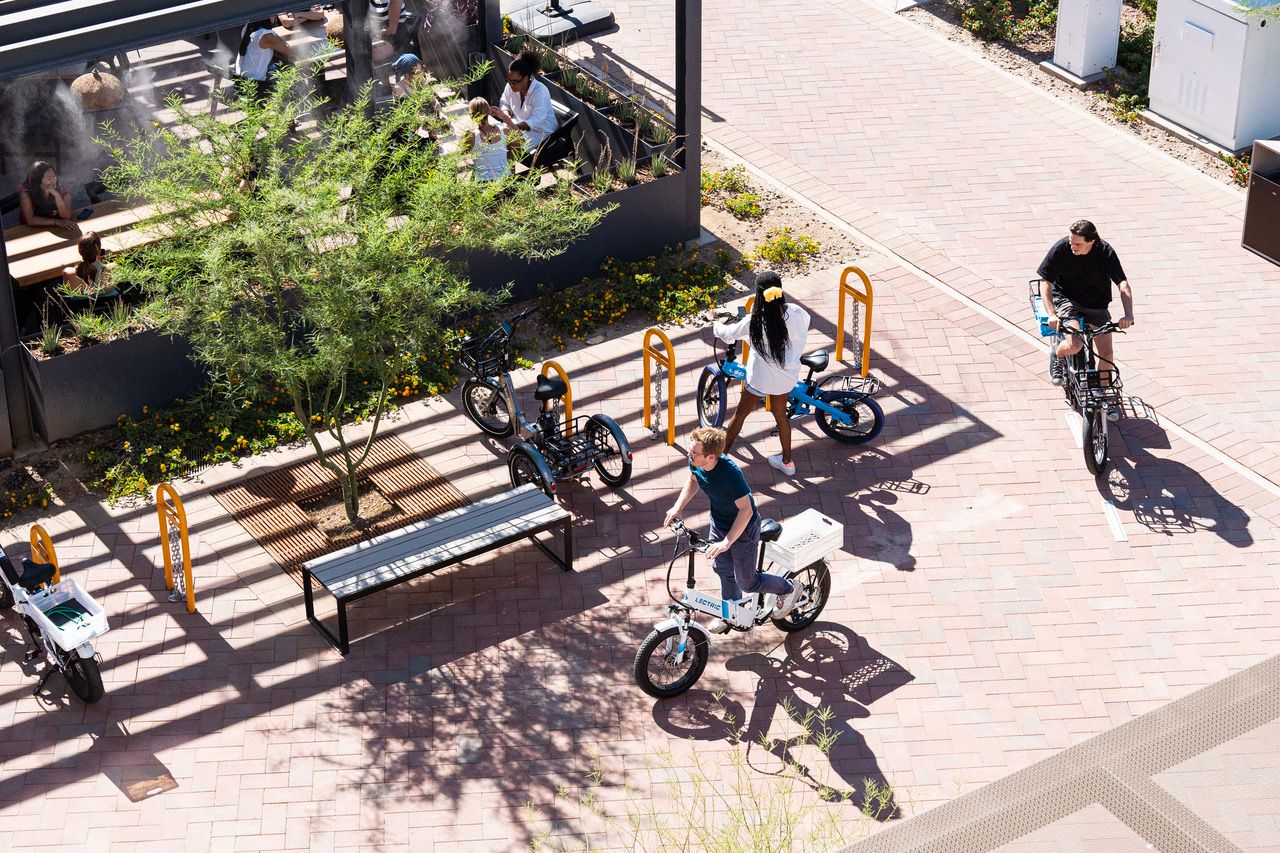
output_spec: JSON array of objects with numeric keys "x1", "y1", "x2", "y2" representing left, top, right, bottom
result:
[{"x1": 0, "y1": 0, "x2": 325, "y2": 79}]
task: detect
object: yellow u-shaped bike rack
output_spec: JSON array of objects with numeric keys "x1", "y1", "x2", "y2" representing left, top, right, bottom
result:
[
  {"x1": 29, "y1": 524, "x2": 59, "y2": 584},
  {"x1": 541, "y1": 360, "x2": 573, "y2": 436},
  {"x1": 642, "y1": 327, "x2": 676, "y2": 445},
  {"x1": 835, "y1": 266, "x2": 874, "y2": 377},
  {"x1": 156, "y1": 482, "x2": 196, "y2": 614}
]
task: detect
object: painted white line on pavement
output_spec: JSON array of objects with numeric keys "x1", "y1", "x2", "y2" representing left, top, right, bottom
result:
[
  {"x1": 705, "y1": 141, "x2": 1280, "y2": 505},
  {"x1": 1101, "y1": 497, "x2": 1128, "y2": 542},
  {"x1": 1063, "y1": 411, "x2": 1083, "y2": 449}
]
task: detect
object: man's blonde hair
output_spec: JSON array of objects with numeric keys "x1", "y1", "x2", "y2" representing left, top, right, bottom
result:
[{"x1": 690, "y1": 426, "x2": 726, "y2": 457}]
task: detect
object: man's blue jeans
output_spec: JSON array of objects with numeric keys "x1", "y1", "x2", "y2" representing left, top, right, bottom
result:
[{"x1": 709, "y1": 514, "x2": 792, "y2": 600}]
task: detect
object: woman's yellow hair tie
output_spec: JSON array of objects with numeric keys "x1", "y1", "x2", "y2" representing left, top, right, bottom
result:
[{"x1": 763, "y1": 286, "x2": 784, "y2": 302}]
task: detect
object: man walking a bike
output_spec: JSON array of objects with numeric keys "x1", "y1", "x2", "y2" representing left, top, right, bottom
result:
[
  {"x1": 1038, "y1": 219, "x2": 1135, "y2": 421},
  {"x1": 662, "y1": 426, "x2": 801, "y2": 634}
]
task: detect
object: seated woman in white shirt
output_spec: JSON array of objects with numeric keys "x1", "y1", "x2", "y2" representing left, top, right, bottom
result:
[
  {"x1": 234, "y1": 19, "x2": 293, "y2": 99},
  {"x1": 713, "y1": 271, "x2": 812, "y2": 476},
  {"x1": 491, "y1": 50, "x2": 558, "y2": 153},
  {"x1": 462, "y1": 98, "x2": 513, "y2": 182}
]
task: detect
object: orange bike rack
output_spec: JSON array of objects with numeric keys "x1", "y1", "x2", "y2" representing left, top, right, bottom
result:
[
  {"x1": 29, "y1": 524, "x2": 59, "y2": 583},
  {"x1": 835, "y1": 266, "x2": 874, "y2": 377},
  {"x1": 156, "y1": 483, "x2": 196, "y2": 613},
  {"x1": 541, "y1": 360, "x2": 574, "y2": 436},
  {"x1": 642, "y1": 327, "x2": 676, "y2": 445}
]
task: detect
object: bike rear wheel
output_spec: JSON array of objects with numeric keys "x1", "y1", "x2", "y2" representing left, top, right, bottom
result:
[
  {"x1": 696, "y1": 368, "x2": 727, "y2": 428},
  {"x1": 816, "y1": 391, "x2": 884, "y2": 444},
  {"x1": 634, "y1": 625, "x2": 709, "y2": 699},
  {"x1": 63, "y1": 652, "x2": 104, "y2": 703},
  {"x1": 588, "y1": 415, "x2": 632, "y2": 487},
  {"x1": 508, "y1": 445, "x2": 554, "y2": 497},
  {"x1": 1083, "y1": 406, "x2": 1109, "y2": 477},
  {"x1": 462, "y1": 379, "x2": 514, "y2": 438},
  {"x1": 771, "y1": 560, "x2": 832, "y2": 632}
]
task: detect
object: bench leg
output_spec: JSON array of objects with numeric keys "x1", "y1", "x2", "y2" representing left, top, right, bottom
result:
[
  {"x1": 303, "y1": 568, "x2": 350, "y2": 655},
  {"x1": 529, "y1": 520, "x2": 573, "y2": 572}
]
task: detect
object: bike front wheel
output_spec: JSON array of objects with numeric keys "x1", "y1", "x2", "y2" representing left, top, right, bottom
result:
[
  {"x1": 1083, "y1": 406, "x2": 1109, "y2": 477},
  {"x1": 633, "y1": 625, "x2": 709, "y2": 699},
  {"x1": 771, "y1": 560, "x2": 832, "y2": 632},
  {"x1": 462, "y1": 378, "x2": 514, "y2": 438},
  {"x1": 696, "y1": 367, "x2": 727, "y2": 428},
  {"x1": 587, "y1": 415, "x2": 632, "y2": 488},
  {"x1": 816, "y1": 391, "x2": 884, "y2": 444},
  {"x1": 63, "y1": 652, "x2": 104, "y2": 703}
]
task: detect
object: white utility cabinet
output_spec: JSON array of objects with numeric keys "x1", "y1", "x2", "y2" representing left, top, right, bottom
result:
[
  {"x1": 1053, "y1": 0, "x2": 1125, "y2": 79},
  {"x1": 1148, "y1": 0, "x2": 1280, "y2": 151}
]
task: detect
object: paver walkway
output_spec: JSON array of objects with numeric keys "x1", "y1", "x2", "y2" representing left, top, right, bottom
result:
[{"x1": 1, "y1": 3, "x2": 1279, "y2": 851}]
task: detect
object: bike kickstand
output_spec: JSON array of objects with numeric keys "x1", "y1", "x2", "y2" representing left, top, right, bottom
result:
[{"x1": 33, "y1": 665, "x2": 57, "y2": 695}]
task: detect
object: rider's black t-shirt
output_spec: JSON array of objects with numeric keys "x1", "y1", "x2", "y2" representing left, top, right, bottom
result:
[{"x1": 1036, "y1": 237, "x2": 1127, "y2": 309}]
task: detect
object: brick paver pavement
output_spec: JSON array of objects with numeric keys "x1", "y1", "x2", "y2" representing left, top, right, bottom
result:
[{"x1": 2, "y1": 3, "x2": 1279, "y2": 850}]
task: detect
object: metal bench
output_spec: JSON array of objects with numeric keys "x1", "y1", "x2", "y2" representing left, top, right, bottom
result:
[{"x1": 302, "y1": 483, "x2": 572, "y2": 655}]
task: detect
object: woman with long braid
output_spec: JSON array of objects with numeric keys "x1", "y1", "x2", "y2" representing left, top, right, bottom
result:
[{"x1": 713, "y1": 271, "x2": 811, "y2": 476}]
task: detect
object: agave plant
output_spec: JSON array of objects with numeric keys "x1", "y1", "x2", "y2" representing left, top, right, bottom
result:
[
  {"x1": 615, "y1": 157, "x2": 638, "y2": 186},
  {"x1": 38, "y1": 323, "x2": 61, "y2": 356}
]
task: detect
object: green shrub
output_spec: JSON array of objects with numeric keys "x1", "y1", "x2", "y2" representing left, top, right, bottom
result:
[
  {"x1": 1220, "y1": 152, "x2": 1252, "y2": 188},
  {"x1": 724, "y1": 191, "x2": 764, "y2": 220},
  {"x1": 751, "y1": 227, "x2": 821, "y2": 267},
  {"x1": 700, "y1": 166, "x2": 749, "y2": 203}
]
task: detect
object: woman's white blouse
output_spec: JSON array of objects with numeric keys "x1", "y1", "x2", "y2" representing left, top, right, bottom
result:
[
  {"x1": 499, "y1": 78, "x2": 557, "y2": 148},
  {"x1": 714, "y1": 305, "x2": 811, "y2": 395}
]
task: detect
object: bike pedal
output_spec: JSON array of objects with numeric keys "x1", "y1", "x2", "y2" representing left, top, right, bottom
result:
[{"x1": 23, "y1": 648, "x2": 40, "y2": 663}]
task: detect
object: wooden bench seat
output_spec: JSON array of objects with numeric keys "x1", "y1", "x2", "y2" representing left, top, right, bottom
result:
[{"x1": 302, "y1": 483, "x2": 572, "y2": 655}]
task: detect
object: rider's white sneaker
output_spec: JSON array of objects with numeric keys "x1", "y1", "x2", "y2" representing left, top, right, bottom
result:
[
  {"x1": 768, "y1": 454, "x2": 797, "y2": 476},
  {"x1": 774, "y1": 581, "x2": 803, "y2": 619},
  {"x1": 707, "y1": 619, "x2": 732, "y2": 635}
]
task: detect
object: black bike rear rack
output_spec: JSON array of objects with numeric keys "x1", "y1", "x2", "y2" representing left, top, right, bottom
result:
[{"x1": 545, "y1": 416, "x2": 615, "y2": 475}]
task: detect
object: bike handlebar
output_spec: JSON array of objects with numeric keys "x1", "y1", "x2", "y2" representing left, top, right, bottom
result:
[{"x1": 667, "y1": 518, "x2": 709, "y2": 553}]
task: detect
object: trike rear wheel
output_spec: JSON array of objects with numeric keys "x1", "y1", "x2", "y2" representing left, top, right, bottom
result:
[
  {"x1": 696, "y1": 368, "x2": 727, "y2": 428},
  {"x1": 587, "y1": 414, "x2": 632, "y2": 488},
  {"x1": 634, "y1": 625, "x2": 709, "y2": 699},
  {"x1": 816, "y1": 391, "x2": 884, "y2": 444},
  {"x1": 508, "y1": 445, "x2": 554, "y2": 497}
]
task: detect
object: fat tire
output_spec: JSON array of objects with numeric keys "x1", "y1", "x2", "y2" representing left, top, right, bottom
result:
[
  {"x1": 1083, "y1": 407, "x2": 1109, "y2": 477},
  {"x1": 633, "y1": 626, "x2": 709, "y2": 699},
  {"x1": 696, "y1": 368, "x2": 727, "y2": 428},
  {"x1": 771, "y1": 560, "x2": 832, "y2": 632},
  {"x1": 462, "y1": 379, "x2": 514, "y2": 438},
  {"x1": 588, "y1": 415, "x2": 632, "y2": 488},
  {"x1": 816, "y1": 391, "x2": 884, "y2": 445},
  {"x1": 508, "y1": 445, "x2": 554, "y2": 497},
  {"x1": 64, "y1": 653, "x2": 105, "y2": 703}
]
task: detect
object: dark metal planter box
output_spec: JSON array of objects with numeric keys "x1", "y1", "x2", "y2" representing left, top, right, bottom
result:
[
  {"x1": 473, "y1": 46, "x2": 697, "y2": 300},
  {"x1": 22, "y1": 329, "x2": 206, "y2": 443}
]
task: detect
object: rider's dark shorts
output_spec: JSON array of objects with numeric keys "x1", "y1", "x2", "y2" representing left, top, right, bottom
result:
[{"x1": 1053, "y1": 298, "x2": 1111, "y2": 328}]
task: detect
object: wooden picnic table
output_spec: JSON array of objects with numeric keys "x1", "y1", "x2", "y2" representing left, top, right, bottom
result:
[{"x1": 3, "y1": 199, "x2": 165, "y2": 287}]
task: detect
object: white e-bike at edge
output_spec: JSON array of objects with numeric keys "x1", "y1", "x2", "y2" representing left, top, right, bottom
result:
[
  {"x1": 0, "y1": 544, "x2": 108, "y2": 703},
  {"x1": 633, "y1": 518, "x2": 833, "y2": 699}
]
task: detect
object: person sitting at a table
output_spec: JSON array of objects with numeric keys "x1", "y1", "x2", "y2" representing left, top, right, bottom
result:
[
  {"x1": 235, "y1": 19, "x2": 293, "y2": 99},
  {"x1": 18, "y1": 161, "x2": 77, "y2": 231},
  {"x1": 391, "y1": 53, "x2": 425, "y2": 99},
  {"x1": 492, "y1": 50, "x2": 557, "y2": 153},
  {"x1": 462, "y1": 98, "x2": 512, "y2": 183},
  {"x1": 61, "y1": 231, "x2": 118, "y2": 300}
]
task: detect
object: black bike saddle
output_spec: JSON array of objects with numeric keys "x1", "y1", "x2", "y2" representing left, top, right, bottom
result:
[
  {"x1": 800, "y1": 350, "x2": 829, "y2": 373},
  {"x1": 534, "y1": 374, "x2": 568, "y2": 401},
  {"x1": 759, "y1": 518, "x2": 783, "y2": 543},
  {"x1": 18, "y1": 559, "x2": 56, "y2": 592}
]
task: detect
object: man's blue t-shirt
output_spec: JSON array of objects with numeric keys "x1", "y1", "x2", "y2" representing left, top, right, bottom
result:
[{"x1": 690, "y1": 455, "x2": 757, "y2": 530}]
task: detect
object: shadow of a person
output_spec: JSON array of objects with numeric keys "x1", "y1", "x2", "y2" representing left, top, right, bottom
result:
[
  {"x1": 1104, "y1": 422, "x2": 1252, "y2": 547},
  {"x1": 724, "y1": 623, "x2": 909, "y2": 820}
]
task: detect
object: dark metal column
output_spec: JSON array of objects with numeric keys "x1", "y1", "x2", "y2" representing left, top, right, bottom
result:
[
  {"x1": 0, "y1": 231, "x2": 33, "y2": 456},
  {"x1": 675, "y1": 0, "x2": 702, "y2": 245},
  {"x1": 341, "y1": 0, "x2": 375, "y2": 102}
]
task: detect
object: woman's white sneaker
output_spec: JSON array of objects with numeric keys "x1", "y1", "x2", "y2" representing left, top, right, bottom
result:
[{"x1": 768, "y1": 454, "x2": 796, "y2": 476}]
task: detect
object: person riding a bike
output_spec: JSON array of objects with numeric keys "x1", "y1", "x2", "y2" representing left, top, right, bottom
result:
[
  {"x1": 713, "y1": 271, "x2": 811, "y2": 476},
  {"x1": 1038, "y1": 219, "x2": 1135, "y2": 421},
  {"x1": 662, "y1": 426, "x2": 801, "y2": 634}
]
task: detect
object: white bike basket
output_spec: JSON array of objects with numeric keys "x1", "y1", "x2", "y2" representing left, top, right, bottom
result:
[{"x1": 763, "y1": 509, "x2": 844, "y2": 571}]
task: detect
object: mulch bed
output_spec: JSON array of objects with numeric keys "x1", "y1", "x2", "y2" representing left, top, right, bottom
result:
[{"x1": 212, "y1": 434, "x2": 469, "y2": 586}]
